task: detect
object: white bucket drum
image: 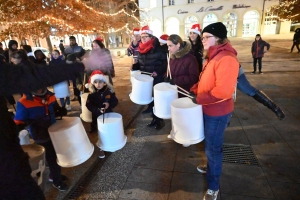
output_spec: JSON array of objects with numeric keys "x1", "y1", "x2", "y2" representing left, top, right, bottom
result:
[
  {"x1": 96, "y1": 112, "x2": 127, "y2": 152},
  {"x1": 80, "y1": 93, "x2": 92, "y2": 122},
  {"x1": 153, "y1": 83, "x2": 178, "y2": 119},
  {"x1": 130, "y1": 70, "x2": 140, "y2": 83},
  {"x1": 53, "y1": 81, "x2": 70, "y2": 98},
  {"x1": 48, "y1": 117, "x2": 94, "y2": 167},
  {"x1": 129, "y1": 74, "x2": 153, "y2": 105},
  {"x1": 19, "y1": 129, "x2": 31, "y2": 145},
  {"x1": 22, "y1": 144, "x2": 45, "y2": 190},
  {"x1": 169, "y1": 97, "x2": 204, "y2": 146}
]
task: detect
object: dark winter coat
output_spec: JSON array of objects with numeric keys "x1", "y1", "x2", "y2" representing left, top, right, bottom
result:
[
  {"x1": 3, "y1": 40, "x2": 18, "y2": 63},
  {"x1": 189, "y1": 39, "x2": 204, "y2": 72},
  {"x1": 64, "y1": 43, "x2": 85, "y2": 58},
  {"x1": 251, "y1": 39, "x2": 270, "y2": 58},
  {"x1": 86, "y1": 86, "x2": 118, "y2": 119},
  {"x1": 137, "y1": 37, "x2": 167, "y2": 85},
  {"x1": 0, "y1": 61, "x2": 84, "y2": 199},
  {"x1": 170, "y1": 41, "x2": 200, "y2": 97},
  {"x1": 293, "y1": 31, "x2": 300, "y2": 43}
]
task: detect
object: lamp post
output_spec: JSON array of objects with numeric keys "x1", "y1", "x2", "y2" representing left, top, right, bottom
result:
[{"x1": 162, "y1": 0, "x2": 164, "y2": 32}]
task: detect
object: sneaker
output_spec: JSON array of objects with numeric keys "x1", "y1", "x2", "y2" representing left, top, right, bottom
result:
[
  {"x1": 259, "y1": 72, "x2": 263, "y2": 74},
  {"x1": 99, "y1": 149, "x2": 105, "y2": 159},
  {"x1": 53, "y1": 181, "x2": 69, "y2": 191},
  {"x1": 197, "y1": 165, "x2": 207, "y2": 174},
  {"x1": 251, "y1": 71, "x2": 256, "y2": 74},
  {"x1": 49, "y1": 175, "x2": 69, "y2": 183},
  {"x1": 203, "y1": 189, "x2": 219, "y2": 200},
  {"x1": 66, "y1": 105, "x2": 71, "y2": 111}
]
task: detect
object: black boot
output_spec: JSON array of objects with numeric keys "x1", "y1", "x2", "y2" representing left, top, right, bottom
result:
[
  {"x1": 155, "y1": 118, "x2": 165, "y2": 130},
  {"x1": 147, "y1": 117, "x2": 157, "y2": 127},
  {"x1": 253, "y1": 90, "x2": 285, "y2": 120},
  {"x1": 142, "y1": 106, "x2": 153, "y2": 114}
]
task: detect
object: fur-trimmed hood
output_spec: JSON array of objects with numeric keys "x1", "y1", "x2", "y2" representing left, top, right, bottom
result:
[
  {"x1": 88, "y1": 83, "x2": 114, "y2": 94},
  {"x1": 171, "y1": 41, "x2": 191, "y2": 59}
]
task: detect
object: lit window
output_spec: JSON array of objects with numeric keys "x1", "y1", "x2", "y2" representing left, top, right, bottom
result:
[{"x1": 169, "y1": 0, "x2": 175, "y2": 5}]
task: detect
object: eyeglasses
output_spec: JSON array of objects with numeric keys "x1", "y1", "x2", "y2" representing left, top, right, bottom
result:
[
  {"x1": 201, "y1": 36, "x2": 215, "y2": 41},
  {"x1": 141, "y1": 36, "x2": 150, "y2": 39}
]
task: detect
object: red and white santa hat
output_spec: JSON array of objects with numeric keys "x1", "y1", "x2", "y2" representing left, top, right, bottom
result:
[
  {"x1": 132, "y1": 28, "x2": 140, "y2": 35},
  {"x1": 190, "y1": 24, "x2": 201, "y2": 35},
  {"x1": 140, "y1": 25, "x2": 153, "y2": 35},
  {"x1": 159, "y1": 34, "x2": 169, "y2": 44},
  {"x1": 85, "y1": 70, "x2": 109, "y2": 88}
]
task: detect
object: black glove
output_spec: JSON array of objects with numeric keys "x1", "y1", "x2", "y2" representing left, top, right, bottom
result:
[
  {"x1": 188, "y1": 92, "x2": 197, "y2": 104},
  {"x1": 164, "y1": 76, "x2": 170, "y2": 83},
  {"x1": 55, "y1": 107, "x2": 67, "y2": 117},
  {"x1": 132, "y1": 63, "x2": 140, "y2": 70},
  {"x1": 169, "y1": 79, "x2": 175, "y2": 85}
]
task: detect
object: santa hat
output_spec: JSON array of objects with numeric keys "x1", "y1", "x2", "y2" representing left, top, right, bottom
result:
[
  {"x1": 159, "y1": 34, "x2": 169, "y2": 44},
  {"x1": 95, "y1": 37, "x2": 103, "y2": 43},
  {"x1": 140, "y1": 25, "x2": 153, "y2": 35},
  {"x1": 132, "y1": 28, "x2": 140, "y2": 35},
  {"x1": 190, "y1": 24, "x2": 201, "y2": 35},
  {"x1": 85, "y1": 70, "x2": 109, "y2": 88}
]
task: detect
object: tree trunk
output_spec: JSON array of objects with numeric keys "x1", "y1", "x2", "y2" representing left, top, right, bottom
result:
[{"x1": 46, "y1": 36, "x2": 53, "y2": 53}]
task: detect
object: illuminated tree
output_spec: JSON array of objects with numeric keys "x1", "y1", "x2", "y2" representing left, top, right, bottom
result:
[{"x1": 267, "y1": 0, "x2": 300, "y2": 22}]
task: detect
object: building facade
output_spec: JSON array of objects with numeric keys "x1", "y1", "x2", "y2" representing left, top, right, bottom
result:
[{"x1": 138, "y1": 0, "x2": 290, "y2": 39}]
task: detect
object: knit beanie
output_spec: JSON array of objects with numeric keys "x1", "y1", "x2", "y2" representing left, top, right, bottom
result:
[{"x1": 202, "y1": 22, "x2": 227, "y2": 40}]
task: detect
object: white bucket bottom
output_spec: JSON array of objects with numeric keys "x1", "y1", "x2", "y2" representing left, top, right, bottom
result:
[
  {"x1": 96, "y1": 112, "x2": 127, "y2": 152},
  {"x1": 53, "y1": 81, "x2": 70, "y2": 98},
  {"x1": 19, "y1": 129, "x2": 31, "y2": 145},
  {"x1": 153, "y1": 83, "x2": 178, "y2": 119},
  {"x1": 80, "y1": 93, "x2": 92, "y2": 122},
  {"x1": 130, "y1": 74, "x2": 153, "y2": 105},
  {"x1": 169, "y1": 97, "x2": 205, "y2": 146},
  {"x1": 48, "y1": 117, "x2": 94, "y2": 167}
]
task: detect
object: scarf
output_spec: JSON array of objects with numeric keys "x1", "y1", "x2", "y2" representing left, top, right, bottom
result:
[{"x1": 138, "y1": 38, "x2": 155, "y2": 54}]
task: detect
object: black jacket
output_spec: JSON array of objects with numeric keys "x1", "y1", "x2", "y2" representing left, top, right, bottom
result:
[{"x1": 137, "y1": 37, "x2": 167, "y2": 85}]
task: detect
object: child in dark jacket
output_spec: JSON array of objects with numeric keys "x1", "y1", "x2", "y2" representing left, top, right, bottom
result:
[
  {"x1": 14, "y1": 88, "x2": 69, "y2": 191},
  {"x1": 85, "y1": 70, "x2": 118, "y2": 158},
  {"x1": 251, "y1": 34, "x2": 270, "y2": 74},
  {"x1": 50, "y1": 50, "x2": 71, "y2": 110}
]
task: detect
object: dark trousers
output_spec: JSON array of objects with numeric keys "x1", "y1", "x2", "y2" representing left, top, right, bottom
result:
[
  {"x1": 37, "y1": 140, "x2": 62, "y2": 185},
  {"x1": 290, "y1": 42, "x2": 300, "y2": 52},
  {"x1": 72, "y1": 79, "x2": 81, "y2": 105},
  {"x1": 253, "y1": 57, "x2": 262, "y2": 72}
]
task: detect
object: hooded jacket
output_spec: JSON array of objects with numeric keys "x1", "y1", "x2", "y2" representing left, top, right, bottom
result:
[
  {"x1": 251, "y1": 38, "x2": 270, "y2": 58},
  {"x1": 190, "y1": 42, "x2": 239, "y2": 116},
  {"x1": 3, "y1": 40, "x2": 18, "y2": 63},
  {"x1": 170, "y1": 41, "x2": 199, "y2": 96}
]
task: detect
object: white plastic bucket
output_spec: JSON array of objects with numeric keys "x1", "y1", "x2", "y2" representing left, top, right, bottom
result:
[
  {"x1": 19, "y1": 129, "x2": 31, "y2": 145},
  {"x1": 169, "y1": 97, "x2": 204, "y2": 146},
  {"x1": 96, "y1": 112, "x2": 127, "y2": 152},
  {"x1": 80, "y1": 93, "x2": 92, "y2": 122},
  {"x1": 53, "y1": 81, "x2": 69, "y2": 98},
  {"x1": 22, "y1": 144, "x2": 45, "y2": 190},
  {"x1": 129, "y1": 74, "x2": 153, "y2": 105},
  {"x1": 130, "y1": 70, "x2": 140, "y2": 83},
  {"x1": 48, "y1": 117, "x2": 94, "y2": 167},
  {"x1": 153, "y1": 83, "x2": 178, "y2": 119}
]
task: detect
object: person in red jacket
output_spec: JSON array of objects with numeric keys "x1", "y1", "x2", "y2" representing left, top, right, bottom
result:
[
  {"x1": 251, "y1": 34, "x2": 270, "y2": 74},
  {"x1": 190, "y1": 22, "x2": 239, "y2": 200}
]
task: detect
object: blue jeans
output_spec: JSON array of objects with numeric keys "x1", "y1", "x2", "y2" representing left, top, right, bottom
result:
[
  {"x1": 60, "y1": 96, "x2": 70, "y2": 107},
  {"x1": 237, "y1": 73, "x2": 257, "y2": 97},
  {"x1": 204, "y1": 112, "x2": 232, "y2": 191}
]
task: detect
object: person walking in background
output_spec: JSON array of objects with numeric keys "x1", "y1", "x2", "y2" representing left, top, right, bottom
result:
[
  {"x1": 3, "y1": 40, "x2": 18, "y2": 63},
  {"x1": 22, "y1": 44, "x2": 36, "y2": 63},
  {"x1": 137, "y1": 25, "x2": 167, "y2": 130},
  {"x1": 127, "y1": 28, "x2": 141, "y2": 71},
  {"x1": 290, "y1": 28, "x2": 300, "y2": 53},
  {"x1": 188, "y1": 24, "x2": 204, "y2": 72},
  {"x1": 251, "y1": 34, "x2": 270, "y2": 74},
  {"x1": 167, "y1": 34, "x2": 199, "y2": 97},
  {"x1": 0, "y1": 42, "x2": 4, "y2": 55},
  {"x1": 190, "y1": 22, "x2": 239, "y2": 200},
  {"x1": 50, "y1": 50, "x2": 71, "y2": 110},
  {"x1": 59, "y1": 40, "x2": 65, "y2": 55}
]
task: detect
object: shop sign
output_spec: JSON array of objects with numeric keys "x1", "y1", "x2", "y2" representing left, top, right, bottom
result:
[
  {"x1": 196, "y1": 6, "x2": 223, "y2": 13},
  {"x1": 177, "y1": 9, "x2": 188, "y2": 14},
  {"x1": 233, "y1": 4, "x2": 251, "y2": 9}
]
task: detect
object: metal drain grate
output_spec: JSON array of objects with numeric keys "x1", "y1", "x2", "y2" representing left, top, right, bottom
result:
[{"x1": 222, "y1": 144, "x2": 259, "y2": 166}]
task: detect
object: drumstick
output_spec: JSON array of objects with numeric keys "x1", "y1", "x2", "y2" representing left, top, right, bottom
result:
[
  {"x1": 176, "y1": 85, "x2": 190, "y2": 94},
  {"x1": 177, "y1": 90, "x2": 194, "y2": 98},
  {"x1": 166, "y1": 54, "x2": 169, "y2": 77},
  {"x1": 167, "y1": 53, "x2": 172, "y2": 79}
]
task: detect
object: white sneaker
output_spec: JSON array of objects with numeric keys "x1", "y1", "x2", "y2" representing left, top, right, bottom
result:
[
  {"x1": 203, "y1": 189, "x2": 219, "y2": 200},
  {"x1": 197, "y1": 165, "x2": 207, "y2": 174},
  {"x1": 66, "y1": 105, "x2": 71, "y2": 110},
  {"x1": 99, "y1": 149, "x2": 105, "y2": 159}
]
